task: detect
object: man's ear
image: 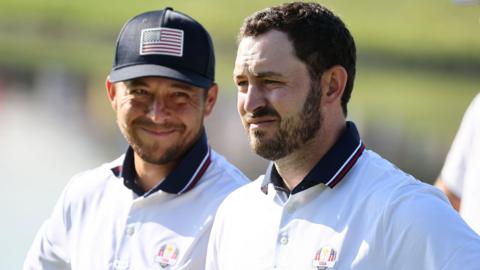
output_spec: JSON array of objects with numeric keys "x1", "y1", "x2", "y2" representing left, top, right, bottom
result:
[
  {"x1": 105, "y1": 77, "x2": 117, "y2": 110},
  {"x1": 204, "y1": 83, "x2": 219, "y2": 117},
  {"x1": 320, "y1": 65, "x2": 347, "y2": 104}
]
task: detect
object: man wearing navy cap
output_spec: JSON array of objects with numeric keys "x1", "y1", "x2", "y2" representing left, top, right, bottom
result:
[
  {"x1": 206, "y1": 2, "x2": 480, "y2": 269},
  {"x1": 24, "y1": 8, "x2": 248, "y2": 269}
]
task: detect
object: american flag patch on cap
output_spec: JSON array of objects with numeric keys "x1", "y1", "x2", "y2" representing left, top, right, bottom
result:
[{"x1": 140, "y1": 27, "x2": 184, "y2": 57}]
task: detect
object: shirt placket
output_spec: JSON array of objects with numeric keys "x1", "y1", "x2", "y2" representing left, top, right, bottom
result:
[
  {"x1": 272, "y1": 189, "x2": 299, "y2": 270},
  {"x1": 113, "y1": 197, "x2": 144, "y2": 270},
  {"x1": 272, "y1": 185, "x2": 325, "y2": 270}
]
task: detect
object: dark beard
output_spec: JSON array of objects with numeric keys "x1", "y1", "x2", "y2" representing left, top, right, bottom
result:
[
  {"x1": 120, "y1": 118, "x2": 189, "y2": 165},
  {"x1": 130, "y1": 139, "x2": 184, "y2": 165},
  {"x1": 251, "y1": 84, "x2": 322, "y2": 161}
]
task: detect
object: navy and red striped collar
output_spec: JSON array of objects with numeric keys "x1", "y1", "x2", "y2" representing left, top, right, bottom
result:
[
  {"x1": 262, "y1": 121, "x2": 365, "y2": 195},
  {"x1": 111, "y1": 130, "x2": 211, "y2": 197}
]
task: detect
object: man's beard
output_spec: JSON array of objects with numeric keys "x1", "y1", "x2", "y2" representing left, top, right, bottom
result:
[
  {"x1": 249, "y1": 84, "x2": 322, "y2": 161},
  {"x1": 119, "y1": 118, "x2": 191, "y2": 165}
]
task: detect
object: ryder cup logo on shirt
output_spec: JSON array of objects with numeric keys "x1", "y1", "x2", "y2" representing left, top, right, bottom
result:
[
  {"x1": 312, "y1": 247, "x2": 337, "y2": 270},
  {"x1": 154, "y1": 243, "x2": 179, "y2": 268},
  {"x1": 140, "y1": 27, "x2": 184, "y2": 57}
]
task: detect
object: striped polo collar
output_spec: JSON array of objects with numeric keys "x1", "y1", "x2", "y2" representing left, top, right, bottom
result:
[
  {"x1": 111, "y1": 130, "x2": 211, "y2": 197},
  {"x1": 262, "y1": 121, "x2": 365, "y2": 195}
]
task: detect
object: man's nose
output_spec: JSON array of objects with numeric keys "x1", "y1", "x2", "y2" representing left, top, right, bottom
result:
[
  {"x1": 147, "y1": 96, "x2": 171, "y2": 123},
  {"x1": 242, "y1": 84, "x2": 266, "y2": 114}
]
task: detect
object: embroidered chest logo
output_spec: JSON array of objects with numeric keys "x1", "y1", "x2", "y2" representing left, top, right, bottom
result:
[
  {"x1": 154, "y1": 243, "x2": 179, "y2": 268},
  {"x1": 312, "y1": 247, "x2": 337, "y2": 270}
]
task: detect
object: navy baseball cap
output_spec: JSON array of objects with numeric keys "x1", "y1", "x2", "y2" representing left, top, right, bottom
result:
[{"x1": 109, "y1": 7, "x2": 215, "y2": 89}]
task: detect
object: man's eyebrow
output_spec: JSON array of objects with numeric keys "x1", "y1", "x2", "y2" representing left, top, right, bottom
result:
[
  {"x1": 124, "y1": 78, "x2": 149, "y2": 88},
  {"x1": 255, "y1": 71, "x2": 283, "y2": 78},
  {"x1": 171, "y1": 82, "x2": 196, "y2": 91},
  {"x1": 234, "y1": 71, "x2": 283, "y2": 80}
]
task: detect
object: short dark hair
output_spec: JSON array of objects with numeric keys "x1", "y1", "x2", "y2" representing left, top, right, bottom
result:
[{"x1": 239, "y1": 2, "x2": 356, "y2": 115}]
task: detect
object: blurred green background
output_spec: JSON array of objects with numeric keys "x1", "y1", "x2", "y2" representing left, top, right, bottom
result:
[{"x1": 1, "y1": 0, "x2": 479, "y2": 268}]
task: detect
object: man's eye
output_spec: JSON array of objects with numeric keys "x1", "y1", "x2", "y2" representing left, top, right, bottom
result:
[
  {"x1": 235, "y1": 81, "x2": 248, "y2": 93},
  {"x1": 235, "y1": 81, "x2": 249, "y2": 93},
  {"x1": 129, "y1": 89, "x2": 149, "y2": 95},
  {"x1": 172, "y1": 91, "x2": 191, "y2": 102},
  {"x1": 236, "y1": 80, "x2": 248, "y2": 87},
  {"x1": 173, "y1": 91, "x2": 189, "y2": 98},
  {"x1": 264, "y1": 79, "x2": 279, "y2": 85}
]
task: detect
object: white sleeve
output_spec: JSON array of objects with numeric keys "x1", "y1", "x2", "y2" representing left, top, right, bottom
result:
[
  {"x1": 23, "y1": 183, "x2": 72, "y2": 270},
  {"x1": 440, "y1": 93, "x2": 480, "y2": 197},
  {"x1": 382, "y1": 183, "x2": 480, "y2": 270}
]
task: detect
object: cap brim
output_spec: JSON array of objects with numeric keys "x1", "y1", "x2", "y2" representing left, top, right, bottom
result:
[{"x1": 109, "y1": 64, "x2": 213, "y2": 89}]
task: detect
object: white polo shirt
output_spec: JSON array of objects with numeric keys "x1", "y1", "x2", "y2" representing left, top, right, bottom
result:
[
  {"x1": 441, "y1": 93, "x2": 480, "y2": 234},
  {"x1": 207, "y1": 122, "x2": 480, "y2": 270},
  {"x1": 24, "y1": 132, "x2": 249, "y2": 269}
]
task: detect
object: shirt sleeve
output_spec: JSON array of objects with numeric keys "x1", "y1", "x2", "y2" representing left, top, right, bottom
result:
[
  {"x1": 381, "y1": 183, "x2": 480, "y2": 270},
  {"x1": 440, "y1": 93, "x2": 480, "y2": 197},
  {"x1": 23, "y1": 183, "x2": 72, "y2": 270}
]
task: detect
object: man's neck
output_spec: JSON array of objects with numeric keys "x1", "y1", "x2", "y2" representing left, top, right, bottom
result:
[
  {"x1": 275, "y1": 120, "x2": 346, "y2": 191},
  {"x1": 134, "y1": 153, "x2": 178, "y2": 192}
]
